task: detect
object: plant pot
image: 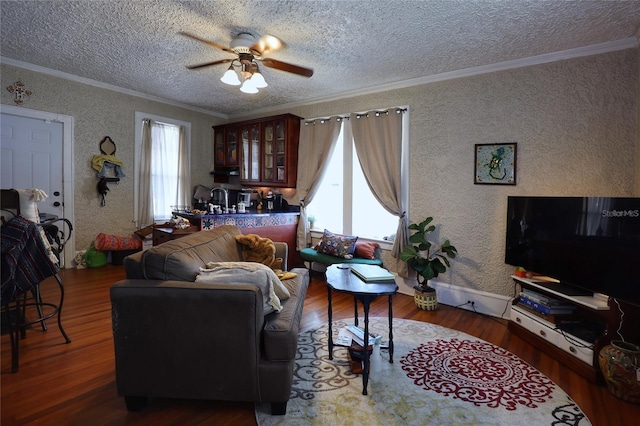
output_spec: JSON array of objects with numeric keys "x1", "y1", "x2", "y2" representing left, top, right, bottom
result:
[
  {"x1": 414, "y1": 287, "x2": 437, "y2": 311},
  {"x1": 598, "y1": 340, "x2": 640, "y2": 404}
]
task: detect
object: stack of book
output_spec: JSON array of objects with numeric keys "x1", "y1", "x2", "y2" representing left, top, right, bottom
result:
[{"x1": 518, "y1": 288, "x2": 577, "y2": 316}]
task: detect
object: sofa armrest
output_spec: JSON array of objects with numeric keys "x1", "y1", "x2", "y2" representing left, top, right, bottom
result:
[
  {"x1": 123, "y1": 250, "x2": 144, "y2": 278},
  {"x1": 274, "y1": 242, "x2": 288, "y2": 271},
  {"x1": 110, "y1": 279, "x2": 264, "y2": 401}
]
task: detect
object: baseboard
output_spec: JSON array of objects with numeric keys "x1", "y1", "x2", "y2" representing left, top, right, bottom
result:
[
  {"x1": 398, "y1": 278, "x2": 513, "y2": 320},
  {"x1": 308, "y1": 261, "x2": 513, "y2": 320}
]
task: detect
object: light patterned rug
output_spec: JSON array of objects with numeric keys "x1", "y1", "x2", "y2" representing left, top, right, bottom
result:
[{"x1": 255, "y1": 317, "x2": 591, "y2": 425}]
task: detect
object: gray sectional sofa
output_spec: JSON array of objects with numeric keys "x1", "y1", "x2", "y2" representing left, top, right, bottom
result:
[{"x1": 110, "y1": 225, "x2": 309, "y2": 415}]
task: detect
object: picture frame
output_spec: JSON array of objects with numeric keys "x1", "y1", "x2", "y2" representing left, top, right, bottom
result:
[{"x1": 474, "y1": 142, "x2": 517, "y2": 185}]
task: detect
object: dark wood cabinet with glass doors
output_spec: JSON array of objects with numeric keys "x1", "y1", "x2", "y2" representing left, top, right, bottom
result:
[
  {"x1": 214, "y1": 125, "x2": 239, "y2": 167},
  {"x1": 214, "y1": 114, "x2": 301, "y2": 187}
]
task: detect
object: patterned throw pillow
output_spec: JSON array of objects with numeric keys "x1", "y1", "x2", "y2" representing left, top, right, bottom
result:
[{"x1": 319, "y1": 229, "x2": 358, "y2": 259}]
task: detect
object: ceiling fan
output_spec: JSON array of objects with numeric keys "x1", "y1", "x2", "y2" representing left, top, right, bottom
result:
[{"x1": 180, "y1": 31, "x2": 313, "y2": 93}]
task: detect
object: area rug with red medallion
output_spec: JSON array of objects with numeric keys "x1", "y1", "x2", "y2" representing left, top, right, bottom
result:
[{"x1": 256, "y1": 317, "x2": 590, "y2": 425}]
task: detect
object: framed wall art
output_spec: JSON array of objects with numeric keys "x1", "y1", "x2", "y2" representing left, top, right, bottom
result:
[{"x1": 474, "y1": 142, "x2": 517, "y2": 185}]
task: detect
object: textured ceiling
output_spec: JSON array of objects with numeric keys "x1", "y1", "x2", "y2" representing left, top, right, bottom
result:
[{"x1": 1, "y1": 1, "x2": 639, "y2": 118}]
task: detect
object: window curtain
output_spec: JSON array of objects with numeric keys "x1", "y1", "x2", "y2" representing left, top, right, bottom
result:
[
  {"x1": 137, "y1": 119, "x2": 153, "y2": 227},
  {"x1": 176, "y1": 125, "x2": 191, "y2": 209},
  {"x1": 137, "y1": 119, "x2": 190, "y2": 227},
  {"x1": 295, "y1": 117, "x2": 342, "y2": 250},
  {"x1": 350, "y1": 109, "x2": 408, "y2": 277}
]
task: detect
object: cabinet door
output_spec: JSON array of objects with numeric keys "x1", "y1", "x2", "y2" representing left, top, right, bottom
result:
[
  {"x1": 263, "y1": 122, "x2": 275, "y2": 182},
  {"x1": 240, "y1": 123, "x2": 260, "y2": 182},
  {"x1": 226, "y1": 127, "x2": 239, "y2": 166},
  {"x1": 274, "y1": 120, "x2": 287, "y2": 183},
  {"x1": 214, "y1": 130, "x2": 226, "y2": 166}
]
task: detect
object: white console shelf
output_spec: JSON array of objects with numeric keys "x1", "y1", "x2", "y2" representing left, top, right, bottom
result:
[
  {"x1": 511, "y1": 275, "x2": 609, "y2": 310},
  {"x1": 508, "y1": 275, "x2": 611, "y2": 383}
]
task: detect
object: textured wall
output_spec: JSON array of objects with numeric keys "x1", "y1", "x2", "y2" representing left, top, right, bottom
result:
[
  {"x1": 1, "y1": 48, "x2": 637, "y2": 299},
  {"x1": 1, "y1": 64, "x2": 223, "y2": 251},
  {"x1": 637, "y1": 46, "x2": 640, "y2": 196},
  {"x1": 279, "y1": 48, "x2": 639, "y2": 298}
]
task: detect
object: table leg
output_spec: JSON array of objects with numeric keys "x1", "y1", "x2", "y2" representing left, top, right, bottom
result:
[
  {"x1": 362, "y1": 300, "x2": 371, "y2": 395},
  {"x1": 327, "y1": 286, "x2": 334, "y2": 360},
  {"x1": 353, "y1": 297, "x2": 358, "y2": 327},
  {"x1": 388, "y1": 294, "x2": 394, "y2": 363}
]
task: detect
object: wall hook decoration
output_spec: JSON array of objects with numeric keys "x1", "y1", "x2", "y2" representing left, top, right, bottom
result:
[
  {"x1": 92, "y1": 136, "x2": 125, "y2": 206},
  {"x1": 6, "y1": 80, "x2": 32, "y2": 105}
]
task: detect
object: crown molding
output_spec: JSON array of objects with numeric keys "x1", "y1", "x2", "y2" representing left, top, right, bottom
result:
[
  {"x1": 230, "y1": 37, "x2": 638, "y2": 120},
  {"x1": 0, "y1": 56, "x2": 227, "y2": 119}
]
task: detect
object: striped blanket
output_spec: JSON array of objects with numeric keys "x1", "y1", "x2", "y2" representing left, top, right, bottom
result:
[{"x1": 1, "y1": 215, "x2": 59, "y2": 302}]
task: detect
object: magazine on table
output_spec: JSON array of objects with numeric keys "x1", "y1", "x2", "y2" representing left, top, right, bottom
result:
[{"x1": 349, "y1": 264, "x2": 395, "y2": 282}]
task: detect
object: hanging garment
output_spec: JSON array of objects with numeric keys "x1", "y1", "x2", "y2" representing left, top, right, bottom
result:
[{"x1": 91, "y1": 154, "x2": 126, "y2": 178}]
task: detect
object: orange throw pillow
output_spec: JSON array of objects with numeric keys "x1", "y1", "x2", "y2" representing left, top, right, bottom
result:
[{"x1": 354, "y1": 241, "x2": 379, "y2": 260}]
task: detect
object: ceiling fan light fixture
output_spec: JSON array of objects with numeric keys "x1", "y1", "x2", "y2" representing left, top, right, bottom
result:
[
  {"x1": 240, "y1": 78, "x2": 259, "y2": 94},
  {"x1": 220, "y1": 65, "x2": 241, "y2": 86},
  {"x1": 251, "y1": 67, "x2": 268, "y2": 88}
]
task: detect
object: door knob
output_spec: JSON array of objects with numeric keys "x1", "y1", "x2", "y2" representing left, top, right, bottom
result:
[
  {"x1": 53, "y1": 201, "x2": 61, "y2": 207},
  {"x1": 54, "y1": 191, "x2": 61, "y2": 196}
]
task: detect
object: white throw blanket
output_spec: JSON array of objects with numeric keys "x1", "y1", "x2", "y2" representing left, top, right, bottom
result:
[{"x1": 195, "y1": 261, "x2": 290, "y2": 314}]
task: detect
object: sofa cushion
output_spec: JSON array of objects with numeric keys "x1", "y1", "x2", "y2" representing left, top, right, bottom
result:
[
  {"x1": 300, "y1": 247, "x2": 383, "y2": 266},
  {"x1": 140, "y1": 225, "x2": 243, "y2": 281},
  {"x1": 262, "y1": 267, "x2": 309, "y2": 361}
]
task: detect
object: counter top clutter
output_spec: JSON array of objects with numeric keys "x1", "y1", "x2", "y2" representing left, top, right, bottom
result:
[
  {"x1": 175, "y1": 210, "x2": 300, "y2": 219},
  {"x1": 110, "y1": 225, "x2": 309, "y2": 415}
]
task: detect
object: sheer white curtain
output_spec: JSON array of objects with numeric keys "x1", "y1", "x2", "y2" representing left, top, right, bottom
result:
[
  {"x1": 350, "y1": 109, "x2": 408, "y2": 277},
  {"x1": 295, "y1": 117, "x2": 342, "y2": 249},
  {"x1": 137, "y1": 119, "x2": 190, "y2": 227}
]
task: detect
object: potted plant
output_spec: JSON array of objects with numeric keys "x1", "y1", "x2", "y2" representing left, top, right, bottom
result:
[
  {"x1": 400, "y1": 217, "x2": 458, "y2": 310},
  {"x1": 307, "y1": 214, "x2": 315, "y2": 229}
]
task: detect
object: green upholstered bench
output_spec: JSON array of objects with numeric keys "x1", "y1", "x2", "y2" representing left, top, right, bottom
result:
[{"x1": 300, "y1": 245, "x2": 383, "y2": 281}]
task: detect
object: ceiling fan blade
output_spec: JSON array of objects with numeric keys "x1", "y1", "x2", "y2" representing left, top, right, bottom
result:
[
  {"x1": 250, "y1": 34, "x2": 285, "y2": 56},
  {"x1": 186, "y1": 59, "x2": 233, "y2": 70},
  {"x1": 179, "y1": 31, "x2": 235, "y2": 54},
  {"x1": 261, "y1": 58, "x2": 314, "y2": 77}
]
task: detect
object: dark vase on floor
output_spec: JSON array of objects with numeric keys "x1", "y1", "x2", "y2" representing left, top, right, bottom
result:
[{"x1": 598, "y1": 340, "x2": 640, "y2": 404}]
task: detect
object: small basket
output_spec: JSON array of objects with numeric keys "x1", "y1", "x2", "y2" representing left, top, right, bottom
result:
[{"x1": 414, "y1": 288, "x2": 438, "y2": 311}]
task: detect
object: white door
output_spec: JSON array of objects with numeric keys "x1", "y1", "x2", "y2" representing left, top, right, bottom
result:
[
  {"x1": 1, "y1": 112, "x2": 70, "y2": 266},
  {"x1": 1, "y1": 113, "x2": 64, "y2": 219}
]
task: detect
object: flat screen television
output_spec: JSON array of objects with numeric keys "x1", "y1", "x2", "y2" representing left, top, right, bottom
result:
[{"x1": 505, "y1": 196, "x2": 640, "y2": 306}]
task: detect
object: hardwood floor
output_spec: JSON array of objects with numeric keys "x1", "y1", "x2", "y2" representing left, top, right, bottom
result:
[{"x1": 2, "y1": 266, "x2": 638, "y2": 425}]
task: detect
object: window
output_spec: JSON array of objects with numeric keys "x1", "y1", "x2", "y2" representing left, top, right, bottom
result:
[
  {"x1": 134, "y1": 112, "x2": 191, "y2": 225},
  {"x1": 149, "y1": 122, "x2": 182, "y2": 220},
  {"x1": 307, "y1": 116, "x2": 408, "y2": 242}
]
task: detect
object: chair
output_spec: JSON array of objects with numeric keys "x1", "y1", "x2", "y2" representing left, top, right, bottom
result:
[
  {"x1": 0, "y1": 188, "x2": 21, "y2": 225},
  {"x1": 1, "y1": 190, "x2": 71, "y2": 373}
]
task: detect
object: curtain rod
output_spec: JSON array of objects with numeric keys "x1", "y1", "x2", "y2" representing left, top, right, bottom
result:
[{"x1": 305, "y1": 107, "x2": 407, "y2": 125}]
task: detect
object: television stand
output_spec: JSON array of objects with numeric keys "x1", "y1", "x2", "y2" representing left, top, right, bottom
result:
[
  {"x1": 527, "y1": 280, "x2": 592, "y2": 297},
  {"x1": 508, "y1": 276, "x2": 612, "y2": 383}
]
